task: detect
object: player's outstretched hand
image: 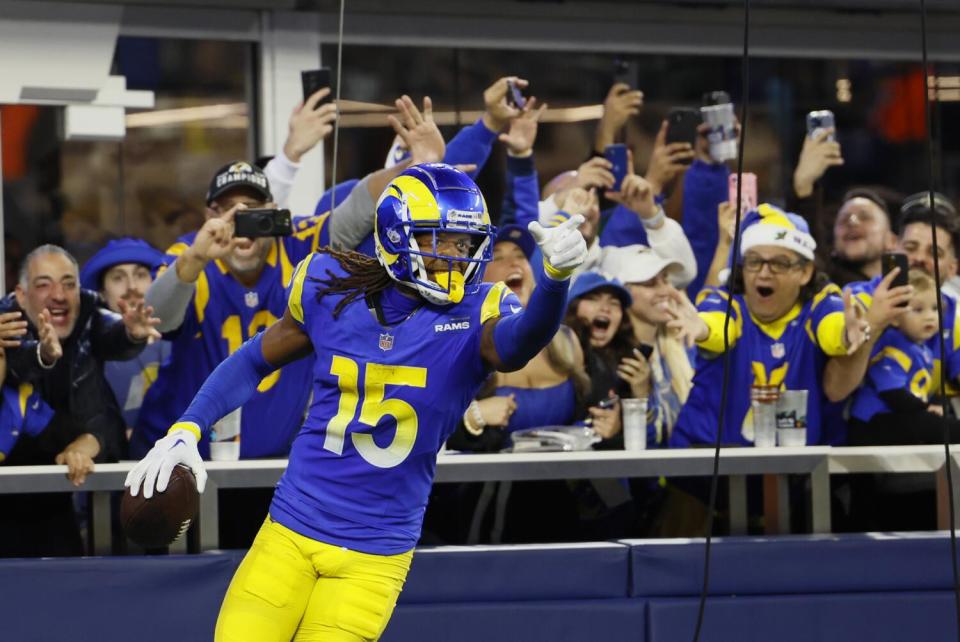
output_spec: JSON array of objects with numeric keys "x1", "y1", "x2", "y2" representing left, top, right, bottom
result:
[
  {"x1": 528, "y1": 215, "x2": 588, "y2": 281},
  {"x1": 125, "y1": 426, "x2": 207, "y2": 499}
]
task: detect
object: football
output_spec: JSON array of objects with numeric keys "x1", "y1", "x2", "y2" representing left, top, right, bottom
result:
[{"x1": 121, "y1": 464, "x2": 200, "y2": 549}]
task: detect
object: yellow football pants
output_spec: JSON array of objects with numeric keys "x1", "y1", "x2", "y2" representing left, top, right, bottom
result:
[{"x1": 215, "y1": 517, "x2": 413, "y2": 642}]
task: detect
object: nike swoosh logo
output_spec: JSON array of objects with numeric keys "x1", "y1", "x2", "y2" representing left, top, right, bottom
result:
[
  {"x1": 510, "y1": 305, "x2": 522, "y2": 313},
  {"x1": 169, "y1": 439, "x2": 186, "y2": 450}
]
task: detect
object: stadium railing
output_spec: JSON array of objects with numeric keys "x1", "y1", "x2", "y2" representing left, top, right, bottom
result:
[{"x1": 0, "y1": 445, "x2": 957, "y2": 553}]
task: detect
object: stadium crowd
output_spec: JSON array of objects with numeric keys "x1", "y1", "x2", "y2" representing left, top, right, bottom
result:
[{"x1": 2, "y1": 72, "x2": 959, "y2": 557}]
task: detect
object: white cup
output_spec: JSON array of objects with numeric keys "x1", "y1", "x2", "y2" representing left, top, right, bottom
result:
[
  {"x1": 210, "y1": 440, "x2": 240, "y2": 462},
  {"x1": 621, "y1": 398, "x2": 648, "y2": 451},
  {"x1": 210, "y1": 409, "x2": 241, "y2": 461},
  {"x1": 701, "y1": 103, "x2": 738, "y2": 162}
]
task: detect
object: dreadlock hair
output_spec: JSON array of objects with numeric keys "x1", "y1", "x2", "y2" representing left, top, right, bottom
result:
[{"x1": 310, "y1": 246, "x2": 393, "y2": 319}]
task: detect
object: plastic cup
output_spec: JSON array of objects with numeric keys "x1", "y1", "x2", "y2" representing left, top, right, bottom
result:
[
  {"x1": 776, "y1": 389, "x2": 809, "y2": 447},
  {"x1": 701, "y1": 102, "x2": 738, "y2": 162},
  {"x1": 210, "y1": 440, "x2": 240, "y2": 462},
  {"x1": 621, "y1": 398, "x2": 648, "y2": 452},
  {"x1": 777, "y1": 428, "x2": 807, "y2": 448},
  {"x1": 210, "y1": 409, "x2": 241, "y2": 462},
  {"x1": 751, "y1": 385, "x2": 779, "y2": 448}
]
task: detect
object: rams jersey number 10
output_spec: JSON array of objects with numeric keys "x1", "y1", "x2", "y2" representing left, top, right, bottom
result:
[
  {"x1": 268, "y1": 252, "x2": 521, "y2": 556},
  {"x1": 132, "y1": 216, "x2": 330, "y2": 460}
]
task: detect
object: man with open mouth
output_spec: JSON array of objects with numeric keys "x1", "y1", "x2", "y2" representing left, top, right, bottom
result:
[{"x1": 667, "y1": 204, "x2": 873, "y2": 448}]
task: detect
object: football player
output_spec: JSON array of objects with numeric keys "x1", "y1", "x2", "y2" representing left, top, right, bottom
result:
[
  {"x1": 131, "y1": 96, "x2": 446, "y2": 462},
  {"x1": 126, "y1": 163, "x2": 588, "y2": 641}
]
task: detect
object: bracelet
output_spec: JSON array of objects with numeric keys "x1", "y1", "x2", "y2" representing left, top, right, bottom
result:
[
  {"x1": 37, "y1": 342, "x2": 56, "y2": 369},
  {"x1": 641, "y1": 205, "x2": 666, "y2": 230},
  {"x1": 463, "y1": 400, "x2": 486, "y2": 436}
]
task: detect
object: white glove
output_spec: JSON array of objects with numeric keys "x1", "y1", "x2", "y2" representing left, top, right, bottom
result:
[
  {"x1": 528, "y1": 214, "x2": 588, "y2": 281},
  {"x1": 124, "y1": 425, "x2": 208, "y2": 498}
]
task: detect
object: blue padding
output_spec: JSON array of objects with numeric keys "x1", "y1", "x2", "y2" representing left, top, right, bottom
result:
[
  {"x1": 400, "y1": 542, "x2": 630, "y2": 603},
  {"x1": 384, "y1": 599, "x2": 646, "y2": 642},
  {"x1": 0, "y1": 553, "x2": 244, "y2": 642},
  {"x1": 625, "y1": 533, "x2": 958, "y2": 597},
  {"x1": 647, "y1": 592, "x2": 958, "y2": 642}
]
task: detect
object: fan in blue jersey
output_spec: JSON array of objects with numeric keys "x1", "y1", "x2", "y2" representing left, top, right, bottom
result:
[
  {"x1": 848, "y1": 270, "x2": 960, "y2": 444},
  {"x1": 842, "y1": 193, "x2": 960, "y2": 404},
  {"x1": 125, "y1": 163, "x2": 588, "y2": 641},
  {"x1": 131, "y1": 96, "x2": 446, "y2": 462},
  {"x1": 667, "y1": 204, "x2": 871, "y2": 447}
]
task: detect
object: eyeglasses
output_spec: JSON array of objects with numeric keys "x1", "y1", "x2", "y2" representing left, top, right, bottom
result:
[{"x1": 742, "y1": 256, "x2": 805, "y2": 274}]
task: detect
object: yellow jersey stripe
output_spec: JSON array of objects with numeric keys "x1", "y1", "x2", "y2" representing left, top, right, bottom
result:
[
  {"x1": 815, "y1": 311, "x2": 848, "y2": 356},
  {"x1": 871, "y1": 345, "x2": 913, "y2": 373},
  {"x1": 699, "y1": 307, "x2": 743, "y2": 353},
  {"x1": 287, "y1": 255, "x2": 312, "y2": 324},
  {"x1": 194, "y1": 271, "x2": 210, "y2": 324},
  {"x1": 17, "y1": 383, "x2": 33, "y2": 419},
  {"x1": 481, "y1": 282, "x2": 511, "y2": 325}
]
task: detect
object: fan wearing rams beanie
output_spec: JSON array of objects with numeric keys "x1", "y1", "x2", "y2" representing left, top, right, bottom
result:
[{"x1": 668, "y1": 204, "x2": 870, "y2": 448}]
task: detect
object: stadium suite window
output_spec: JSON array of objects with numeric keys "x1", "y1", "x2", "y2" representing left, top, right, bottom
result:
[
  {"x1": 322, "y1": 44, "x2": 960, "y2": 223},
  {"x1": 0, "y1": 37, "x2": 254, "y2": 291}
]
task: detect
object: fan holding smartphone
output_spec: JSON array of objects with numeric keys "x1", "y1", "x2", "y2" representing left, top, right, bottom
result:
[{"x1": 283, "y1": 68, "x2": 339, "y2": 165}]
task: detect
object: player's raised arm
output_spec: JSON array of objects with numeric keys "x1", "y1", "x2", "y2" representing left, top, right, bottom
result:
[
  {"x1": 480, "y1": 215, "x2": 588, "y2": 372},
  {"x1": 124, "y1": 309, "x2": 312, "y2": 499}
]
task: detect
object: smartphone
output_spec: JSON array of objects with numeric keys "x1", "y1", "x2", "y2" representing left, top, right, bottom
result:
[
  {"x1": 604, "y1": 144, "x2": 629, "y2": 192},
  {"x1": 597, "y1": 395, "x2": 620, "y2": 410},
  {"x1": 506, "y1": 80, "x2": 526, "y2": 109},
  {"x1": 665, "y1": 108, "x2": 701, "y2": 162},
  {"x1": 882, "y1": 252, "x2": 909, "y2": 290},
  {"x1": 728, "y1": 172, "x2": 758, "y2": 212},
  {"x1": 301, "y1": 68, "x2": 332, "y2": 109},
  {"x1": 806, "y1": 110, "x2": 835, "y2": 142},
  {"x1": 234, "y1": 209, "x2": 293, "y2": 238},
  {"x1": 635, "y1": 344, "x2": 654, "y2": 360},
  {"x1": 613, "y1": 57, "x2": 639, "y2": 88}
]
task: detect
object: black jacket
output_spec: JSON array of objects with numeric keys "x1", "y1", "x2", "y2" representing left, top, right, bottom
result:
[{"x1": 0, "y1": 290, "x2": 146, "y2": 464}]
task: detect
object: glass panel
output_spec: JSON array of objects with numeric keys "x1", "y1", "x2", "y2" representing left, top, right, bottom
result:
[
  {"x1": 322, "y1": 44, "x2": 956, "y2": 225},
  {"x1": 0, "y1": 36, "x2": 254, "y2": 292}
]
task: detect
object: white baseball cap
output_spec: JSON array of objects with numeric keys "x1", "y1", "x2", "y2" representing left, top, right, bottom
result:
[{"x1": 600, "y1": 245, "x2": 682, "y2": 285}]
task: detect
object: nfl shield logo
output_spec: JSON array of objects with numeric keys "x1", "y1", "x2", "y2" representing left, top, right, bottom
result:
[
  {"x1": 244, "y1": 291, "x2": 259, "y2": 308},
  {"x1": 771, "y1": 342, "x2": 785, "y2": 359},
  {"x1": 379, "y1": 333, "x2": 394, "y2": 351}
]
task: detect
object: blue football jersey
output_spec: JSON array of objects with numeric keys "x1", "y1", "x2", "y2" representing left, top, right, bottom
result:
[
  {"x1": 850, "y1": 328, "x2": 933, "y2": 421},
  {"x1": 847, "y1": 276, "x2": 960, "y2": 396},
  {"x1": 0, "y1": 383, "x2": 54, "y2": 461},
  {"x1": 671, "y1": 284, "x2": 847, "y2": 447},
  {"x1": 131, "y1": 214, "x2": 330, "y2": 459},
  {"x1": 270, "y1": 252, "x2": 521, "y2": 555}
]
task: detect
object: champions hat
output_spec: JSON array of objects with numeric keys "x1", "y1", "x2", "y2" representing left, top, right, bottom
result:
[
  {"x1": 600, "y1": 244, "x2": 682, "y2": 285},
  {"x1": 206, "y1": 161, "x2": 272, "y2": 205}
]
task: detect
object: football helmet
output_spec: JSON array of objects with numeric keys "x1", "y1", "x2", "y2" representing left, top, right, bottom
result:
[{"x1": 375, "y1": 163, "x2": 495, "y2": 305}]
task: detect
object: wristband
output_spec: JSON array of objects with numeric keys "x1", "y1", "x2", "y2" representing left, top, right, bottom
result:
[
  {"x1": 641, "y1": 205, "x2": 667, "y2": 230},
  {"x1": 37, "y1": 342, "x2": 57, "y2": 369},
  {"x1": 463, "y1": 401, "x2": 486, "y2": 435},
  {"x1": 168, "y1": 421, "x2": 202, "y2": 442}
]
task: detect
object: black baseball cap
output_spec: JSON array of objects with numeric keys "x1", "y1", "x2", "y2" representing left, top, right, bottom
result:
[{"x1": 206, "y1": 160, "x2": 272, "y2": 205}]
